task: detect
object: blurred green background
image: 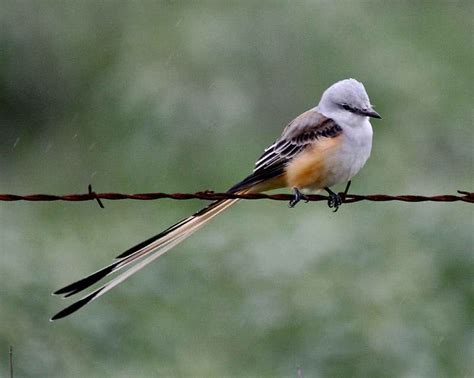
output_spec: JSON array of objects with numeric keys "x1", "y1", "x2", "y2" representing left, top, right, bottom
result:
[{"x1": 0, "y1": 1, "x2": 472, "y2": 377}]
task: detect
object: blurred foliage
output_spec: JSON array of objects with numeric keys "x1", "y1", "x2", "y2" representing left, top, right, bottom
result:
[{"x1": 0, "y1": 1, "x2": 473, "y2": 377}]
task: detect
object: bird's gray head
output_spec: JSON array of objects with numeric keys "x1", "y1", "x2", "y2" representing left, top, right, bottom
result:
[{"x1": 317, "y1": 78, "x2": 381, "y2": 123}]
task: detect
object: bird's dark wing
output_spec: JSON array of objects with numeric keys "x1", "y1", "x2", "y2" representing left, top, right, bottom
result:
[{"x1": 228, "y1": 109, "x2": 342, "y2": 192}]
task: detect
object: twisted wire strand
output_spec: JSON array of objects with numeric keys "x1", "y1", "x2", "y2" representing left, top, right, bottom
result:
[{"x1": 0, "y1": 190, "x2": 472, "y2": 204}]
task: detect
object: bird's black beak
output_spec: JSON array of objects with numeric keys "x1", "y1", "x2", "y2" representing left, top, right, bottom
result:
[{"x1": 364, "y1": 108, "x2": 382, "y2": 119}]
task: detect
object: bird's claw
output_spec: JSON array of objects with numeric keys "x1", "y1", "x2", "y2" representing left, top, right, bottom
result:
[
  {"x1": 325, "y1": 186, "x2": 346, "y2": 212},
  {"x1": 327, "y1": 192, "x2": 343, "y2": 212},
  {"x1": 289, "y1": 188, "x2": 309, "y2": 208}
]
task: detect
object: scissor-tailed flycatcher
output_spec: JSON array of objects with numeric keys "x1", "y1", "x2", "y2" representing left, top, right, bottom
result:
[{"x1": 51, "y1": 78, "x2": 381, "y2": 320}]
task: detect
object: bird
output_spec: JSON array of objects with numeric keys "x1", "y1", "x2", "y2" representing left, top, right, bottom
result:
[{"x1": 51, "y1": 78, "x2": 381, "y2": 320}]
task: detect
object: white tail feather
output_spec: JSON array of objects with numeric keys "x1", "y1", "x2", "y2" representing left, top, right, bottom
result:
[{"x1": 51, "y1": 198, "x2": 240, "y2": 319}]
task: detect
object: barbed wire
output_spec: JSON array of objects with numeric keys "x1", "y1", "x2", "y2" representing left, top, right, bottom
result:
[{"x1": 0, "y1": 186, "x2": 472, "y2": 206}]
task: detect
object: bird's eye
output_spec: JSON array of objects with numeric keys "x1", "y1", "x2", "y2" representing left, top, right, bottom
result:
[{"x1": 341, "y1": 104, "x2": 352, "y2": 111}]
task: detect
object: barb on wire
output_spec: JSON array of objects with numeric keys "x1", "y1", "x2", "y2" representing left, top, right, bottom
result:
[
  {"x1": 0, "y1": 189, "x2": 472, "y2": 204},
  {"x1": 88, "y1": 184, "x2": 105, "y2": 209}
]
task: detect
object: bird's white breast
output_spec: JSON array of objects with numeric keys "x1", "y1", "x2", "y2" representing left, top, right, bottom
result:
[{"x1": 323, "y1": 120, "x2": 373, "y2": 187}]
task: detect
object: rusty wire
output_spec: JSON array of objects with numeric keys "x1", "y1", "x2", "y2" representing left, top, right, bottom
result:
[{"x1": 0, "y1": 187, "x2": 472, "y2": 205}]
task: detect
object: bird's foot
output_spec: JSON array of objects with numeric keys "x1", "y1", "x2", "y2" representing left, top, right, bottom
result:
[
  {"x1": 289, "y1": 188, "x2": 309, "y2": 208},
  {"x1": 325, "y1": 187, "x2": 343, "y2": 212}
]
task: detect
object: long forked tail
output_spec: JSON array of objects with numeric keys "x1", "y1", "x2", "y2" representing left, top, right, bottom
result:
[{"x1": 50, "y1": 196, "x2": 241, "y2": 320}]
